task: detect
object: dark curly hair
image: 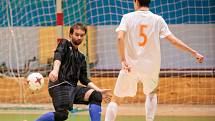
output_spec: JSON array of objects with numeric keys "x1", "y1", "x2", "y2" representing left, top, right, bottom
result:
[
  {"x1": 134, "y1": 0, "x2": 151, "y2": 7},
  {"x1": 69, "y1": 22, "x2": 87, "y2": 35}
]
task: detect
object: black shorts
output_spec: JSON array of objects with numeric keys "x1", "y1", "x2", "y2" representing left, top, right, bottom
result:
[{"x1": 49, "y1": 83, "x2": 91, "y2": 111}]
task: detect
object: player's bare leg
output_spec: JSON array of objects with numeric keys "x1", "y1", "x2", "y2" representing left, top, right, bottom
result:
[
  {"x1": 84, "y1": 89, "x2": 103, "y2": 121},
  {"x1": 145, "y1": 89, "x2": 157, "y2": 121}
]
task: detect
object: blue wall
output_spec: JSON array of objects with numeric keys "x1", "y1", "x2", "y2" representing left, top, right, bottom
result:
[
  {"x1": 0, "y1": 0, "x2": 214, "y2": 26},
  {"x1": 0, "y1": 0, "x2": 56, "y2": 27}
]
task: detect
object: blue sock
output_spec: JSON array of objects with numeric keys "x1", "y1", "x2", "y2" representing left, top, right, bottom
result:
[
  {"x1": 89, "y1": 104, "x2": 101, "y2": 121},
  {"x1": 36, "y1": 112, "x2": 54, "y2": 121}
]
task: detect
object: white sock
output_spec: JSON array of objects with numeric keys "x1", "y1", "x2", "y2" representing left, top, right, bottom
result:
[
  {"x1": 105, "y1": 102, "x2": 118, "y2": 121},
  {"x1": 145, "y1": 93, "x2": 157, "y2": 121}
]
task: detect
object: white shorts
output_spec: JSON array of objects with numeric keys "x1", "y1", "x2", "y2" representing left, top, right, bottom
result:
[{"x1": 114, "y1": 69, "x2": 159, "y2": 97}]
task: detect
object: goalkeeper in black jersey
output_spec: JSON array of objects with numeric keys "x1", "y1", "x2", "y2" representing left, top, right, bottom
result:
[{"x1": 36, "y1": 23, "x2": 111, "y2": 121}]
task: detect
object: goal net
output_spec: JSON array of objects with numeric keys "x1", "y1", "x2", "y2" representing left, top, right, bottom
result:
[{"x1": 0, "y1": 0, "x2": 214, "y2": 114}]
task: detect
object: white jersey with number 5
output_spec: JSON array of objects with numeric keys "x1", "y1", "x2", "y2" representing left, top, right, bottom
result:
[{"x1": 115, "y1": 11, "x2": 171, "y2": 95}]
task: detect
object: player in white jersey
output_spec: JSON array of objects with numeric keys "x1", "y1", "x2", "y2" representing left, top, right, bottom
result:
[{"x1": 105, "y1": 0, "x2": 204, "y2": 121}]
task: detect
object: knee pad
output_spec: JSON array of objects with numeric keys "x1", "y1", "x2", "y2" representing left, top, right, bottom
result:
[
  {"x1": 54, "y1": 111, "x2": 68, "y2": 121},
  {"x1": 89, "y1": 91, "x2": 102, "y2": 106}
]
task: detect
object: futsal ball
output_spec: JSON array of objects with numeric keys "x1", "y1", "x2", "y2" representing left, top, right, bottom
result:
[{"x1": 27, "y1": 72, "x2": 44, "y2": 91}]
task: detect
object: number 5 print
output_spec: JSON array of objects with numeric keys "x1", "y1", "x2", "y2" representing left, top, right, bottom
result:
[{"x1": 138, "y1": 24, "x2": 148, "y2": 47}]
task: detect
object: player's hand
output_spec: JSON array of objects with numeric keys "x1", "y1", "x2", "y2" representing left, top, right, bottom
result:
[
  {"x1": 193, "y1": 52, "x2": 204, "y2": 63},
  {"x1": 121, "y1": 61, "x2": 130, "y2": 73},
  {"x1": 49, "y1": 70, "x2": 58, "y2": 82},
  {"x1": 100, "y1": 89, "x2": 112, "y2": 103}
]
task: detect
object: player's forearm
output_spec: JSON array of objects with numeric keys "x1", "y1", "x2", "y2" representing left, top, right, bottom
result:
[
  {"x1": 165, "y1": 34, "x2": 197, "y2": 56},
  {"x1": 117, "y1": 32, "x2": 126, "y2": 62},
  {"x1": 87, "y1": 82, "x2": 101, "y2": 92},
  {"x1": 53, "y1": 60, "x2": 61, "y2": 73},
  {"x1": 118, "y1": 40, "x2": 125, "y2": 62}
]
